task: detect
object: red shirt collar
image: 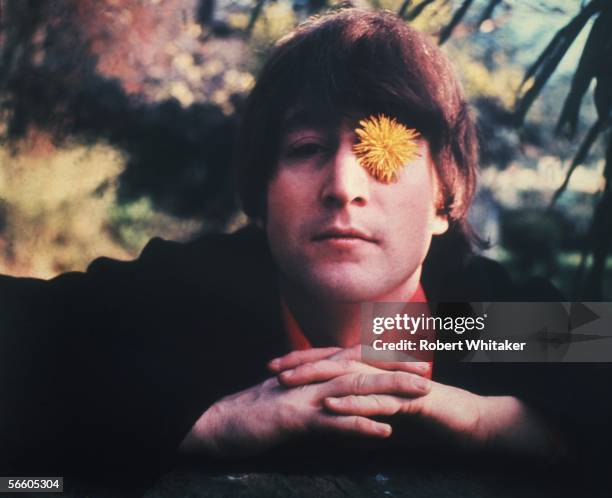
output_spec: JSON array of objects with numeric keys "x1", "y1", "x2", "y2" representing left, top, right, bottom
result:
[{"x1": 281, "y1": 283, "x2": 429, "y2": 351}]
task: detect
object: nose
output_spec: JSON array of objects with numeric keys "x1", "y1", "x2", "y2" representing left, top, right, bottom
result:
[{"x1": 320, "y1": 136, "x2": 370, "y2": 209}]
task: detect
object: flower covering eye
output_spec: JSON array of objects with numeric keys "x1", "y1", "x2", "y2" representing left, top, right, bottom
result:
[{"x1": 353, "y1": 114, "x2": 420, "y2": 183}]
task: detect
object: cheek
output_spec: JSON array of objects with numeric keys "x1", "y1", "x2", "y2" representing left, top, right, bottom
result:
[
  {"x1": 390, "y1": 198, "x2": 434, "y2": 250},
  {"x1": 266, "y1": 178, "x2": 291, "y2": 239},
  {"x1": 379, "y1": 178, "x2": 438, "y2": 258},
  {"x1": 267, "y1": 168, "x2": 309, "y2": 209},
  {"x1": 266, "y1": 171, "x2": 310, "y2": 241},
  {"x1": 384, "y1": 176, "x2": 436, "y2": 226}
]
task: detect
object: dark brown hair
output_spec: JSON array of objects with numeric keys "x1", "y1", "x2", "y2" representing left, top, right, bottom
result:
[{"x1": 235, "y1": 8, "x2": 478, "y2": 229}]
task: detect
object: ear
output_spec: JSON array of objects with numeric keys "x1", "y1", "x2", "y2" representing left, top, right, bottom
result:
[
  {"x1": 431, "y1": 209, "x2": 449, "y2": 235},
  {"x1": 430, "y1": 168, "x2": 449, "y2": 236}
]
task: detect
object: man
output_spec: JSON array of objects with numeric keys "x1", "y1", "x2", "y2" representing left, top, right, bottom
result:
[
  {"x1": 178, "y1": 9, "x2": 557, "y2": 461},
  {"x1": 0, "y1": 7, "x2": 607, "y2": 485}
]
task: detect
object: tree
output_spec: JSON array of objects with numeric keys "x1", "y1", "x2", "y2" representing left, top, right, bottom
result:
[{"x1": 401, "y1": 0, "x2": 611, "y2": 299}]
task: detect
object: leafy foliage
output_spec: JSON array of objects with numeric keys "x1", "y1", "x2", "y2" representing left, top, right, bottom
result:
[
  {"x1": 405, "y1": 0, "x2": 612, "y2": 299},
  {"x1": 0, "y1": 0, "x2": 610, "y2": 298}
]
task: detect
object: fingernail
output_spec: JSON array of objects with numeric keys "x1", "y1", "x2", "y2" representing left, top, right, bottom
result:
[
  {"x1": 413, "y1": 376, "x2": 429, "y2": 391},
  {"x1": 281, "y1": 369, "x2": 294, "y2": 378},
  {"x1": 326, "y1": 397, "x2": 339, "y2": 406},
  {"x1": 268, "y1": 359, "x2": 280, "y2": 370},
  {"x1": 379, "y1": 424, "x2": 392, "y2": 436}
]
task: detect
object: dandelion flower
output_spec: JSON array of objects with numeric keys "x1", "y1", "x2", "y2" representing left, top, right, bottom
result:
[{"x1": 353, "y1": 114, "x2": 420, "y2": 183}]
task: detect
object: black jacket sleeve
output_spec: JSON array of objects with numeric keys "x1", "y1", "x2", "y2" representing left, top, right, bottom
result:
[
  {"x1": 431, "y1": 256, "x2": 612, "y2": 468},
  {"x1": 0, "y1": 236, "x2": 240, "y2": 482}
]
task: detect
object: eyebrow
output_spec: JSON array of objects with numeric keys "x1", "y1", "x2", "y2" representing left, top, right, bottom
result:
[{"x1": 281, "y1": 107, "x2": 339, "y2": 135}]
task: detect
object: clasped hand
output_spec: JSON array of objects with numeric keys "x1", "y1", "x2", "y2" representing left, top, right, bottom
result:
[{"x1": 180, "y1": 345, "x2": 514, "y2": 458}]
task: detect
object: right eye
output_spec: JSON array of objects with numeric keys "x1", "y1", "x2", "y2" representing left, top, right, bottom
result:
[{"x1": 285, "y1": 142, "x2": 327, "y2": 159}]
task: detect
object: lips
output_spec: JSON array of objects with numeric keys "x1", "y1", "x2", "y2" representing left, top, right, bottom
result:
[{"x1": 312, "y1": 227, "x2": 378, "y2": 243}]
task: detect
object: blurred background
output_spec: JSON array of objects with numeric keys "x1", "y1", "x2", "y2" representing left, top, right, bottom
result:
[{"x1": 0, "y1": 0, "x2": 610, "y2": 299}]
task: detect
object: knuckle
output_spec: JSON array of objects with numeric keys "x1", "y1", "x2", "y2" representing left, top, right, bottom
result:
[
  {"x1": 345, "y1": 395, "x2": 359, "y2": 408},
  {"x1": 402, "y1": 397, "x2": 422, "y2": 415},
  {"x1": 320, "y1": 360, "x2": 338, "y2": 372},
  {"x1": 371, "y1": 394, "x2": 384, "y2": 408},
  {"x1": 285, "y1": 351, "x2": 300, "y2": 363},
  {"x1": 302, "y1": 410, "x2": 319, "y2": 432},
  {"x1": 339, "y1": 346, "x2": 359, "y2": 362},
  {"x1": 392, "y1": 372, "x2": 411, "y2": 391},
  {"x1": 352, "y1": 373, "x2": 368, "y2": 392},
  {"x1": 334, "y1": 348, "x2": 352, "y2": 360},
  {"x1": 352, "y1": 416, "x2": 369, "y2": 432},
  {"x1": 389, "y1": 372, "x2": 403, "y2": 390},
  {"x1": 263, "y1": 377, "x2": 279, "y2": 389},
  {"x1": 299, "y1": 363, "x2": 315, "y2": 376},
  {"x1": 340, "y1": 359, "x2": 355, "y2": 370}
]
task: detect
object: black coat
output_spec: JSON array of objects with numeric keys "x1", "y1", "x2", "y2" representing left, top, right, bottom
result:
[{"x1": 1, "y1": 226, "x2": 610, "y2": 482}]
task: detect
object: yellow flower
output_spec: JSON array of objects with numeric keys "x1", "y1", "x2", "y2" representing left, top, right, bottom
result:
[{"x1": 353, "y1": 114, "x2": 420, "y2": 183}]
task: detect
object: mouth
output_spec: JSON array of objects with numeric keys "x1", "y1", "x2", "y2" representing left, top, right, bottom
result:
[{"x1": 312, "y1": 227, "x2": 379, "y2": 244}]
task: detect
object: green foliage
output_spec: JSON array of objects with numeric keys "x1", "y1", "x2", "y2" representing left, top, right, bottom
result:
[
  {"x1": 500, "y1": 207, "x2": 570, "y2": 276},
  {"x1": 0, "y1": 0, "x2": 610, "y2": 299},
  {"x1": 108, "y1": 197, "x2": 203, "y2": 253},
  {"x1": 0, "y1": 141, "x2": 130, "y2": 277}
]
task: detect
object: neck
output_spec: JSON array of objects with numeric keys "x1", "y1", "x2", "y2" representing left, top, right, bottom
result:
[{"x1": 280, "y1": 268, "x2": 422, "y2": 348}]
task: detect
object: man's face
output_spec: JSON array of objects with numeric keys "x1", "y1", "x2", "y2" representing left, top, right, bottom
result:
[{"x1": 265, "y1": 119, "x2": 449, "y2": 302}]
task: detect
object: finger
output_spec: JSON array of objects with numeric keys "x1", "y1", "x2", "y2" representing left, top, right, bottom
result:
[
  {"x1": 322, "y1": 344, "x2": 361, "y2": 361},
  {"x1": 367, "y1": 359, "x2": 431, "y2": 376},
  {"x1": 324, "y1": 394, "x2": 407, "y2": 417},
  {"x1": 268, "y1": 347, "x2": 342, "y2": 372},
  {"x1": 278, "y1": 359, "x2": 380, "y2": 387},
  {"x1": 323, "y1": 371, "x2": 430, "y2": 399},
  {"x1": 313, "y1": 414, "x2": 392, "y2": 438},
  {"x1": 325, "y1": 345, "x2": 431, "y2": 377}
]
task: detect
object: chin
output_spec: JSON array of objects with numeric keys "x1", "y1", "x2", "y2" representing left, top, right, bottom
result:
[{"x1": 303, "y1": 269, "x2": 393, "y2": 303}]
